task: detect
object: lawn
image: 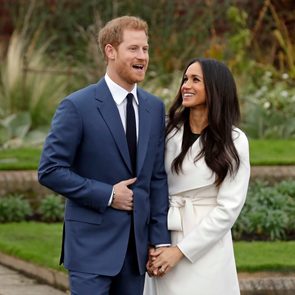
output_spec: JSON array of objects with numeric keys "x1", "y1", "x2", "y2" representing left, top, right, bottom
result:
[
  {"x1": 0, "y1": 140, "x2": 295, "y2": 170},
  {"x1": 0, "y1": 222, "x2": 64, "y2": 272},
  {"x1": 0, "y1": 222, "x2": 294, "y2": 273},
  {"x1": 234, "y1": 241, "x2": 295, "y2": 272},
  {"x1": 249, "y1": 139, "x2": 295, "y2": 165},
  {"x1": 0, "y1": 147, "x2": 42, "y2": 170}
]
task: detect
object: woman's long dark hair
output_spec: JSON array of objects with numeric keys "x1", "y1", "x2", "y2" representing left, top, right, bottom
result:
[{"x1": 166, "y1": 58, "x2": 240, "y2": 186}]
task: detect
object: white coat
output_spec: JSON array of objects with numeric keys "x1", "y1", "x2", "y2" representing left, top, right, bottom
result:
[{"x1": 145, "y1": 126, "x2": 250, "y2": 295}]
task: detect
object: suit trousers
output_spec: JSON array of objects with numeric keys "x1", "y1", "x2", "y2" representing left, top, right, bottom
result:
[{"x1": 69, "y1": 217, "x2": 145, "y2": 295}]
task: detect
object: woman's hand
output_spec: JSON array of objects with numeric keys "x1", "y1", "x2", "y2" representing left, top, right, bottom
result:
[{"x1": 150, "y1": 246, "x2": 184, "y2": 276}]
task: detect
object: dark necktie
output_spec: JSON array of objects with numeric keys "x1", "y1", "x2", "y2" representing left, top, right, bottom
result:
[{"x1": 126, "y1": 93, "x2": 137, "y2": 175}]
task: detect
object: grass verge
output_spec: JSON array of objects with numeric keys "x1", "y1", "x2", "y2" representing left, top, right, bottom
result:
[
  {"x1": 0, "y1": 147, "x2": 42, "y2": 170},
  {"x1": 0, "y1": 222, "x2": 64, "y2": 272},
  {"x1": 1, "y1": 140, "x2": 295, "y2": 170},
  {"x1": 0, "y1": 222, "x2": 294, "y2": 273},
  {"x1": 234, "y1": 241, "x2": 295, "y2": 272},
  {"x1": 249, "y1": 140, "x2": 295, "y2": 165}
]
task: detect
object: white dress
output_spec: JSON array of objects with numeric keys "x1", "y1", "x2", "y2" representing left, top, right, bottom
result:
[{"x1": 144, "y1": 126, "x2": 250, "y2": 295}]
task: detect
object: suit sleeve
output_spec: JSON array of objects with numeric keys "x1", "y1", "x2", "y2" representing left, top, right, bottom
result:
[
  {"x1": 38, "y1": 99, "x2": 112, "y2": 213},
  {"x1": 177, "y1": 131, "x2": 250, "y2": 263},
  {"x1": 148, "y1": 102, "x2": 171, "y2": 245}
]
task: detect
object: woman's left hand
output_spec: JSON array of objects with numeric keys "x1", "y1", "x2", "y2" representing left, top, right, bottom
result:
[{"x1": 150, "y1": 246, "x2": 184, "y2": 276}]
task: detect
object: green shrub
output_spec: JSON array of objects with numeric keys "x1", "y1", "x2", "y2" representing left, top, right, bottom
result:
[
  {"x1": 241, "y1": 71, "x2": 295, "y2": 139},
  {"x1": 0, "y1": 32, "x2": 67, "y2": 148},
  {"x1": 38, "y1": 194, "x2": 64, "y2": 222},
  {"x1": 233, "y1": 180, "x2": 295, "y2": 240},
  {"x1": 276, "y1": 180, "x2": 295, "y2": 232},
  {"x1": 276, "y1": 180, "x2": 295, "y2": 198},
  {"x1": 0, "y1": 194, "x2": 32, "y2": 222}
]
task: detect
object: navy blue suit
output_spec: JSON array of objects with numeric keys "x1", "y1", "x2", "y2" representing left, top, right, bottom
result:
[{"x1": 38, "y1": 78, "x2": 170, "y2": 285}]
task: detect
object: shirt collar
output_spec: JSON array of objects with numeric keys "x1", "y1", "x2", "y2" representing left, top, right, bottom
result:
[{"x1": 105, "y1": 74, "x2": 139, "y2": 105}]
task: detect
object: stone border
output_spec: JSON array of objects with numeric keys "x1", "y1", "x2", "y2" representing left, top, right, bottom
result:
[
  {"x1": 0, "y1": 252, "x2": 69, "y2": 291},
  {"x1": 250, "y1": 165, "x2": 295, "y2": 181},
  {"x1": 238, "y1": 272, "x2": 295, "y2": 292},
  {"x1": 0, "y1": 166, "x2": 294, "y2": 209}
]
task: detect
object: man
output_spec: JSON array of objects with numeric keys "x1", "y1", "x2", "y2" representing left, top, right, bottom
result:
[{"x1": 38, "y1": 16, "x2": 170, "y2": 294}]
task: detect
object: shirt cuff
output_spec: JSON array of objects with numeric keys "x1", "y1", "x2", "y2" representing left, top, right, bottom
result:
[
  {"x1": 108, "y1": 188, "x2": 115, "y2": 206},
  {"x1": 155, "y1": 244, "x2": 171, "y2": 248}
]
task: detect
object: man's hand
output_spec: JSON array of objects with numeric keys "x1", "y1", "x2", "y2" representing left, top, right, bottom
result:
[
  {"x1": 146, "y1": 247, "x2": 162, "y2": 277},
  {"x1": 111, "y1": 178, "x2": 136, "y2": 211},
  {"x1": 146, "y1": 247, "x2": 156, "y2": 277}
]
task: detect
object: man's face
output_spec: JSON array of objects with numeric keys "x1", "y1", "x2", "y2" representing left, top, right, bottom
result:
[{"x1": 107, "y1": 29, "x2": 149, "y2": 91}]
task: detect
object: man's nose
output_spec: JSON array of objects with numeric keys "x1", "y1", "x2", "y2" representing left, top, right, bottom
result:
[{"x1": 137, "y1": 49, "x2": 148, "y2": 59}]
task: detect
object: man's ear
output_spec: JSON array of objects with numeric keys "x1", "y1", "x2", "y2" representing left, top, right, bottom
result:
[{"x1": 105, "y1": 44, "x2": 116, "y2": 60}]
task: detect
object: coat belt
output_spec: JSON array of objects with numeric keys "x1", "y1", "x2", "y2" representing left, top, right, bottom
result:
[{"x1": 168, "y1": 195, "x2": 217, "y2": 236}]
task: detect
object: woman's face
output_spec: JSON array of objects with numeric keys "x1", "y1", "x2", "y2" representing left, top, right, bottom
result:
[{"x1": 181, "y1": 62, "x2": 206, "y2": 109}]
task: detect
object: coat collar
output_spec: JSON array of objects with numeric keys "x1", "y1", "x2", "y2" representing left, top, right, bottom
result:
[{"x1": 165, "y1": 125, "x2": 216, "y2": 194}]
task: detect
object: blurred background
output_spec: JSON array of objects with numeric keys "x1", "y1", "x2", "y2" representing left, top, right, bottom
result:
[
  {"x1": 0, "y1": 0, "x2": 294, "y2": 148},
  {"x1": 0, "y1": 3, "x2": 295, "y2": 292}
]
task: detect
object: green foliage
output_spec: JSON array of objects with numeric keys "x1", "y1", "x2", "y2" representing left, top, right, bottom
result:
[
  {"x1": 241, "y1": 71, "x2": 295, "y2": 139},
  {"x1": 0, "y1": 194, "x2": 32, "y2": 222},
  {"x1": 0, "y1": 32, "x2": 67, "y2": 148},
  {"x1": 276, "y1": 180, "x2": 295, "y2": 231},
  {"x1": 233, "y1": 180, "x2": 295, "y2": 241},
  {"x1": 276, "y1": 180, "x2": 295, "y2": 197},
  {"x1": 225, "y1": 6, "x2": 252, "y2": 73},
  {"x1": 142, "y1": 71, "x2": 182, "y2": 108},
  {"x1": 0, "y1": 1, "x2": 294, "y2": 143},
  {"x1": 38, "y1": 195, "x2": 64, "y2": 223},
  {"x1": 0, "y1": 111, "x2": 53, "y2": 149}
]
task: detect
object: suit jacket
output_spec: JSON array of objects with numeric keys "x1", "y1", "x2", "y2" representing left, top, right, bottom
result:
[{"x1": 38, "y1": 78, "x2": 170, "y2": 275}]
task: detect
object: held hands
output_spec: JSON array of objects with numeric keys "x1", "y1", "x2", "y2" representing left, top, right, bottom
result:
[
  {"x1": 111, "y1": 178, "x2": 136, "y2": 211},
  {"x1": 146, "y1": 246, "x2": 184, "y2": 277}
]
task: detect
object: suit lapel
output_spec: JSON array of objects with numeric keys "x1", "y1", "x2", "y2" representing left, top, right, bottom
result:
[
  {"x1": 137, "y1": 90, "x2": 151, "y2": 175},
  {"x1": 95, "y1": 79, "x2": 132, "y2": 173}
]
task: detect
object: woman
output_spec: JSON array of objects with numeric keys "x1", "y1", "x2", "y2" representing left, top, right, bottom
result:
[{"x1": 145, "y1": 58, "x2": 250, "y2": 295}]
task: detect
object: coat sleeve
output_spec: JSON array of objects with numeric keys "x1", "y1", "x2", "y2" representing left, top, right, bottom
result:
[
  {"x1": 38, "y1": 99, "x2": 112, "y2": 213},
  {"x1": 177, "y1": 130, "x2": 250, "y2": 263}
]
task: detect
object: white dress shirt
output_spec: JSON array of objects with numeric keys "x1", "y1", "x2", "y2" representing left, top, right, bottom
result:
[
  {"x1": 105, "y1": 74, "x2": 139, "y2": 139},
  {"x1": 105, "y1": 74, "x2": 139, "y2": 205}
]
